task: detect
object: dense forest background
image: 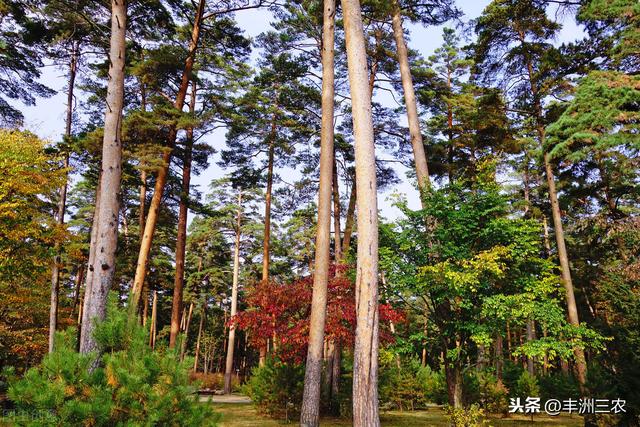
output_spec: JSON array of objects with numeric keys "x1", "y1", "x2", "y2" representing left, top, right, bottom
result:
[{"x1": 0, "y1": 0, "x2": 638, "y2": 426}]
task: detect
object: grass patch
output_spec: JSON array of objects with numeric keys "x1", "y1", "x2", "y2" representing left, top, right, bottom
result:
[{"x1": 212, "y1": 403, "x2": 584, "y2": 426}]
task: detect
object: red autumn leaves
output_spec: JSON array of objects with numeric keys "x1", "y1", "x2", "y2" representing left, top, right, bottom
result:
[{"x1": 232, "y1": 265, "x2": 404, "y2": 363}]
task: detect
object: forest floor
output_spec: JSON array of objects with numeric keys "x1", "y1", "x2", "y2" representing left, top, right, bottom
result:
[{"x1": 210, "y1": 402, "x2": 585, "y2": 426}]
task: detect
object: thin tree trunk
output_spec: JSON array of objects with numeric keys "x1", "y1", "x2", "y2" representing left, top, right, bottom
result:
[
  {"x1": 262, "y1": 141, "x2": 275, "y2": 283},
  {"x1": 342, "y1": 1, "x2": 380, "y2": 424},
  {"x1": 332, "y1": 155, "x2": 342, "y2": 263},
  {"x1": 130, "y1": 0, "x2": 205, "y2": 311},
  {"x1": 331, "y1": 340, "x2": 341, "y2": 403},
  {"x1": 300, "y1": 2, "x2": 336, "y2": 423},
  {"x1": 180, "y1": 302, "x2": 194, "y2": 360},
  {"x1": 79, "y1": 0, "x2": 127, "y2": 356},
  {"x1": 225, "y1": 191, "x2": 243, "y2": 394},
  {"x1": 543, "y1": 216, "x2": 551, "y2": 255},
  {"x1": 138, "y1": 169, "x2": 148, "y2": 324},
  {"x1": 170, "y1": 81, "x2": 197, "y2": 348},
  {"x1": 149, "y1": 290, "x2": 157, "y2": 348},
  {"x1": 495, "y1": 334, "x2": 503, "y2": 381},
  {"x1": 522, "y1": 36, "x2": 587, "y2": 390},
  {"x1": 341, "y1": 177, "x2": 356, "y2": 255},
  {"x1": 49, "y1": 41, "x2": 79, "y2": 353},
  {"x1": 259, "y1": 129, "x2": 276, "y2": 366},
  {"x1": 71, "y1": 263, "x2": 84, "y2": 321},
  {"x1": 544, "y1": 151, "x2": 587, "y2": 387},
  {"x1": 194, "y1": 304, "x2": 206, "y2": 372},
  {"x1": 390, "y1": 0, "x2": 429, "y2": 192},
  {"x1": 79, "y1": 177, "x2": 100, "y2": 339},
  {"x1": 526, "y1": 319, "x2": 536, "y2": 376},
  {"x1": 325, "y1": 155, "x2": 342, "y2": 404}
]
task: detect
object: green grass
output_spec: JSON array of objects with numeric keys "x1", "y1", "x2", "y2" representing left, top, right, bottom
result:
[{"x1": 212, "y1": 403, "x2": 585, "y2": 426}]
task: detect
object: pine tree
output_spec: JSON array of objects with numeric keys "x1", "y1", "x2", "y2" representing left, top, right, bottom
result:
[
  {"x1": 79, "y1": 0, "x2": 128, "y2": 357},
  {"x1": 473, "y1": 0, "x2": 588, "y2": 390}
]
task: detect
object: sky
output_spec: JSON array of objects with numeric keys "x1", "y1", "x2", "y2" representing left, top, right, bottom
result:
[{"x1": 19, "y1": 0, "x2": 585, "y2": 222}]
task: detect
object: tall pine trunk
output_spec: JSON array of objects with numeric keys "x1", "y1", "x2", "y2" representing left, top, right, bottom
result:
[
  {"x1": 390, "y1": 0, "x2": 429, "y2": 191},
  {"x1": 300, "y1": 1, "x2": 336, "y2": 423},
  {"x1": 342, "y1": 0, "x2": 380, "y2": 424},
  {"x1": 224, "y1": 191, "x2": 243, "y2": 394},
  {"x1": 169, "y1": 81, "x2": 197, "y2": 348},
  {"x1": 79, "y1": 0, "x2": 127, "y2": 355},
  {"x1": 521, "y1": 44, "x2": 587, "y2": 389},
  {"x1": 130, "y1": 0, "x2": 205, "y2": 311},
  {"x1": 262, "y1": 140, "x2": 275, "y2": 284},
  {"x1": 259, "y1": 119, "x2": 277, "y2": 366},
  {"x1": 48, "y1": 41, "x2": 79, "y2": 353}
]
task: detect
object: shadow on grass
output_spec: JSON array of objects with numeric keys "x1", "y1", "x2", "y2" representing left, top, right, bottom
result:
[{"x1": 211, "y1": 403, "x2": 585, "y2": 427}]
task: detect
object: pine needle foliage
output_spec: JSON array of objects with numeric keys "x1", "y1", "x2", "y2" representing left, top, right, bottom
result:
[{"x1": 7, "y1": 297, "x2": 218, "y2": 426}]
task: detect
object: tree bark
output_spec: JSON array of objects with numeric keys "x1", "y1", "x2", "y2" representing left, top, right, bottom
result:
[
  {"x1": 149, "y1": 290, "x2": 157, "y2": 349},
  {"x1": 341, "y1": 178, "x2": 356, "y2": 255},
  {"x1": 342, "y1": 0, "x2": 380, "y2": 424},
  {"x1": 495, "y1": 334, "x2": 503, "y2": 381},
  {"x1": 526, "y1": 319, "x2": 536, "y2": 376},
  {"x1": 262, "y1": 140, "x2": 276, "y2": 283},
  {"x1": 194, "y1": 304, "x2": 206, "y2": 372},
  {"x1": 180, "y1": 302, "x2": 194, "y2": 359},
  {"x1": 390, "y1": 0, "x2": 430, "y2": 192},
  {"x1": 332, "y1": 154, "x2": 342, "y2": 263},
  {"x1": 259, "y1": 117, "x2": 277, "y2": 366},
  {"x1": 48, "y1": 41, "x2": 79, "y2": 353},
  {"x1": 521, "y1": 35, "x2": 587, "y2": 390},
  {"x1": 170, "y1": 81, "x2": 197, "y2": 348},
  {"x1": 300, "y1": 1, "x2": 336, "y2": 423},
  {"x1": 543, "y1": 151, "x2": 587, "y2": 388},
  {"x1": 225, "y1": 191, "x2": 243, "y2": 394},
  {"x1": 79, "y1": 0, "x2": 127, "y2": 356},
  {"x1": 130, "y1": 0, "x2": 205, "y2": 311},
  {"x1": 71, "y1": 263, "x2": 84, "y2": 321}
]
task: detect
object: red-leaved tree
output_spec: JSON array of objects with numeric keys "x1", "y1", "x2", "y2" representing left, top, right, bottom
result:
[{"x1": 233, "y1": 265, "x2": 404, "y2": 363}]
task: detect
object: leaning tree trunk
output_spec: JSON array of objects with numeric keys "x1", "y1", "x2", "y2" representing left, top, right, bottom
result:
[
  {"x1": 342, "y1": 0, "x2": 380, "y2": 425},
  {"x1": 169, "y1": 81, "x2": 197, "y2": 348},
  {"x1": 300, "y1": 1, "x2": 336, "y2": 424},
  {"x1": 390, "y1": 0, "x2": 430, "y2": 192},
  {"x1": 224, "y1": 191, "x2": 243, "y2": 394},
  {"x1": 48, "y1": 41, "x2": 79, "y2": 353},
  {"x1": 130, "y1": 0, "x2": 205, "y2": 311},
  {"x1": 79, "y1": 0, "x2": 127, "y2": 355},
  {"x1": 543, "y1": 150, "x2": 587, "y2": 387},
  {"x1": 522, "y1": 45, "x2": 588, "y2": 389}
]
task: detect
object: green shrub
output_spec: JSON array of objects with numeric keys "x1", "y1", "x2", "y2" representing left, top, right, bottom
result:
[
  {"x1": 380, "y1": 366, "x2": 427, "y2": 411},
  {"x1": 242, "y1": 358, "x2": 304, "y2": 421},
  {"x1": 514, "y1": 371, "x2": 540, "y2": 399},
  {"x1": 416, "y1": 365, "x2": 448, "y2": 405},
  {"x1": 7, "y1": 299, "x2": 216, "y2": 426},
  {"x1": 538, "y1": 372, "x2": 580, "y2": 401},
  {"x1": 501, "y1": 360, "x2": 524, "y2": 395},
  {"x1": 476, "y1": 372, "x2": 509, "y2": 414},
  {"x1": 445, "y1": 404, "x2": 489, "y2": 427}
]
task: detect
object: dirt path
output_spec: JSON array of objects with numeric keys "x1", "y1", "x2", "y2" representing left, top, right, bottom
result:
[{"x1": 199, "y1": 394, "x2": 252, "y2": 404}]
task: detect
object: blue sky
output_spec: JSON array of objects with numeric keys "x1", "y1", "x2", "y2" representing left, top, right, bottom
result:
[{"x1": 20, "y1": 0, "x2": 584, "y2": 221}]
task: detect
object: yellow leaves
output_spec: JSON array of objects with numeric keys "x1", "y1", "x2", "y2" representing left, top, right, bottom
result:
[
  {"x1": 64, "y1": 384, "x2": 77, "y2": 397},
  {"x1": 420, "y1": 245, "x2": 512, "y2": 293},
  {"x1": 106, "y1": 364, "x2": 119, "y2": 388}
]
